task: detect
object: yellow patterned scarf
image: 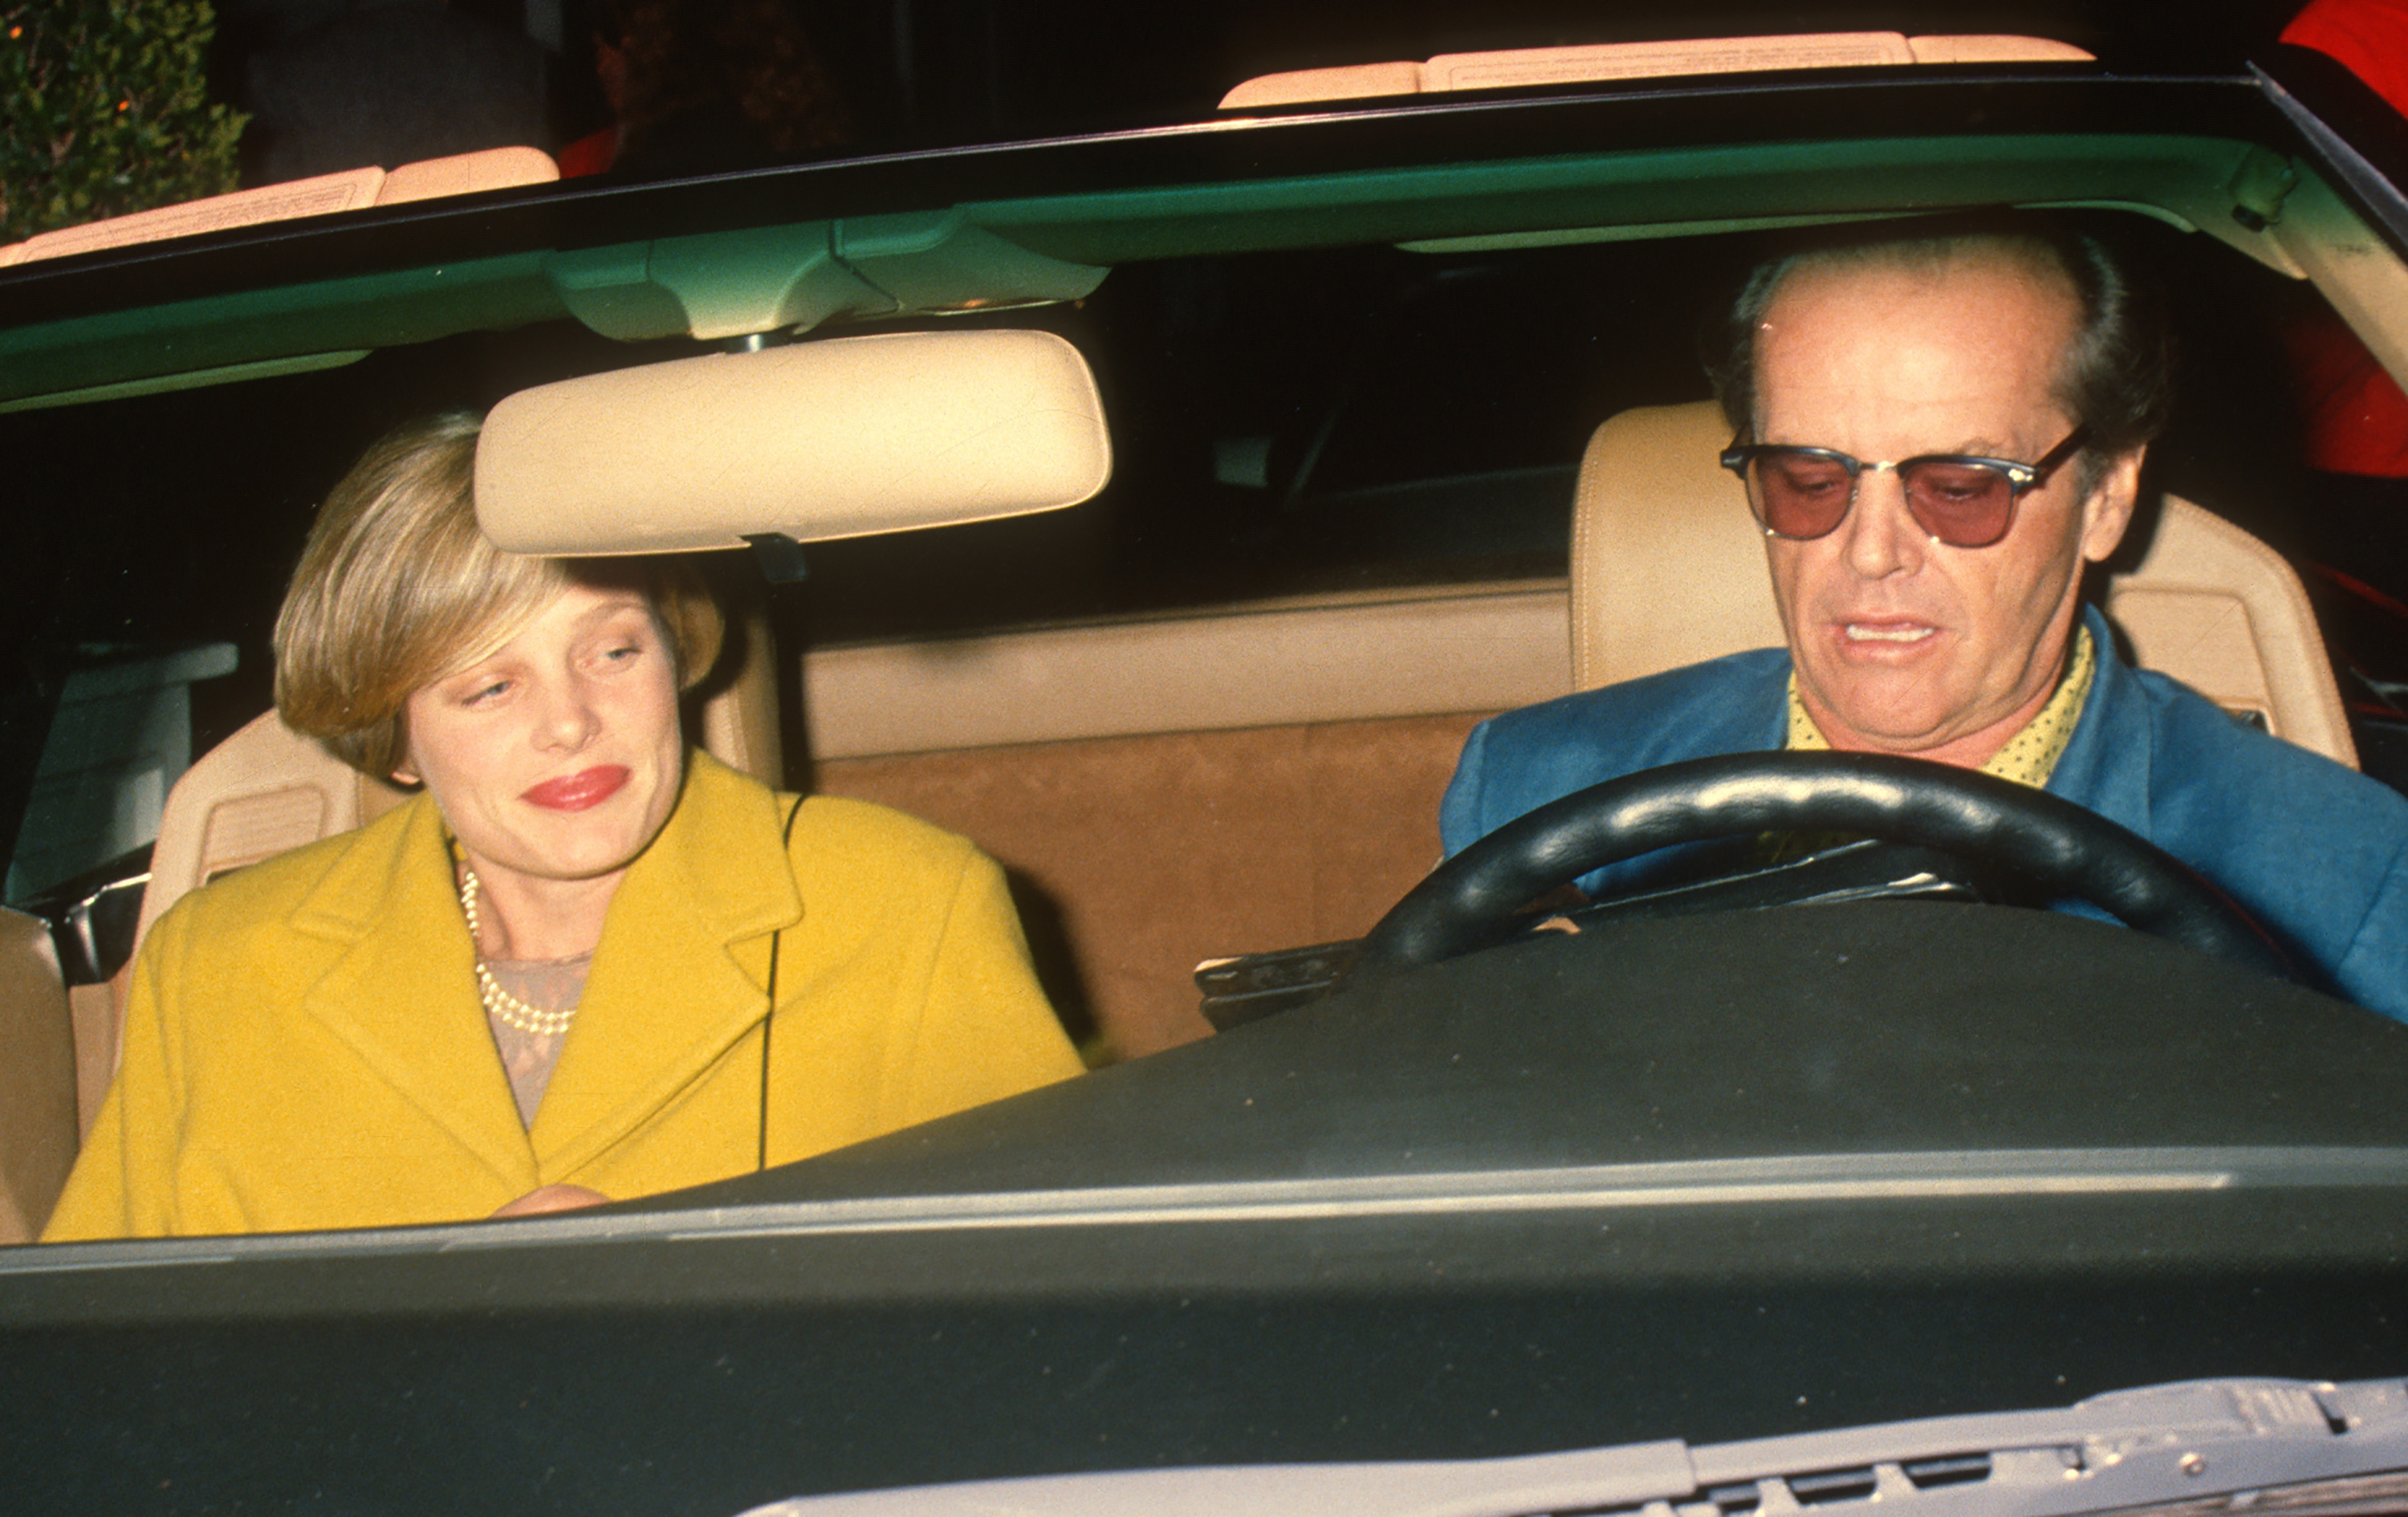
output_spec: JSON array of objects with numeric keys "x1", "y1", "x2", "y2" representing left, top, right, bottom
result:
[
  {"x1": 1756, "y1": 624, "x2": 2097, "y2": 867},
  {"x1": 1785, "y1": 622, "x2": 2097, "y2": 787}
]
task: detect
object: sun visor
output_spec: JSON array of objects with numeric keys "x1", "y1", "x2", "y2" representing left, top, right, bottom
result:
[{"x1": 474, "y1": 329, "x2": 1111, "y2": 555}]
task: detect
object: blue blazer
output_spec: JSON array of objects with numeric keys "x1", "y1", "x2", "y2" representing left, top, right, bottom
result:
[{"x1": 1442, "y1": 607, "x2": 2408, "y2": 1019}]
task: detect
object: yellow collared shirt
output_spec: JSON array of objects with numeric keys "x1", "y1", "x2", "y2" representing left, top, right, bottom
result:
[{"x1": 1786, "y1": 623, "x2": 2097, "y2": 787}]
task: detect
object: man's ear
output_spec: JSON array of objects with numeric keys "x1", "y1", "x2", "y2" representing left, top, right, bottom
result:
[{"x1": 2077, "y1": 445, "x2": 2145, "y2": 564}]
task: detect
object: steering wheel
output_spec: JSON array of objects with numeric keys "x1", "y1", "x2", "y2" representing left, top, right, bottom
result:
[{"x1": 1357, "y1": 751, "x2": 2300, "y2": 985}]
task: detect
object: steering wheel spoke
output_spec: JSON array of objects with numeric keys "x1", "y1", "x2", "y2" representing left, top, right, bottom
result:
[{"x1": 1563, "y1": 836, "x2": 1992, "y2": 933}]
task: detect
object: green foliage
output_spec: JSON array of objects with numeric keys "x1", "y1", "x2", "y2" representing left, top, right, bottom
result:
[{"x1": 1, "y1": 0, "x2": 246, "y2": 244}]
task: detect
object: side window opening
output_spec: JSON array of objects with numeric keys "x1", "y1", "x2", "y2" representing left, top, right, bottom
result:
[
  {"x1": 2, "y1": 644, "x2": 238, "y2": 984},
  {"x1": 6, "y1": 643, "x2": 237, "y2": 906}
]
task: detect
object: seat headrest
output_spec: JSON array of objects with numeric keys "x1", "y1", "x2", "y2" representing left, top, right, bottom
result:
[{"x1": 1570, "y1": 400, "x2": 1782, "y2": 689}]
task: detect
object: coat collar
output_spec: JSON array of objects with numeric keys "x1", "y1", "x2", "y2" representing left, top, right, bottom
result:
[
  {"x1": 2042, "y1": 603, "x2": 2156, "y2": 837},
  {"x1": 283, "y1": 751, "x2": 802, "y2": 1189},
  {"x1": 532, "y1": 753, "x2": 800, "y2": 1173},
  {"x1": 1759, "y1": 600, "x2": 2151, "y2": 826},
  {"x1": 286, "y1": 791, "x2": 533, "y2": 1190}
]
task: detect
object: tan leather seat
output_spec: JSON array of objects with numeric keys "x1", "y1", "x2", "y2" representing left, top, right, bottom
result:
[
  {"x1": 134, "y1": 713, "x2": 415, "y2": 944},
  {"x1": 1570, "y1": 401, "x2": 2360, "y2": 769}
]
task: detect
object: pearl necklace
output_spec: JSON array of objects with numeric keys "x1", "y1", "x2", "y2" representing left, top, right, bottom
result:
[{"x1": 458, "y1": 868, "x2": 579, "y2": 1037}]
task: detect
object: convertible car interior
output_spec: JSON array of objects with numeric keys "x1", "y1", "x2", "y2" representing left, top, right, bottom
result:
[
  {"x1": 0, "y1": 291, "x2": 2370, "y2": 1243},
  {"x1": 2, "y1": 32, "x2": 2406, "y2": 1254}
]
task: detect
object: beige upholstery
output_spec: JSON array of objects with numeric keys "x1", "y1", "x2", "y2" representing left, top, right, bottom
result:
[
  {"x1": 819, "y1": 712, "x2": 1487, "y2": 1057},
  {"x1": 798, "y1": 585, "x2": 1574, "y2": 1057},
  {"x1": 137, "y1": 712, "x2": 412, "y2": 946},
  {"x1": 694, "y1": 603, "x2": 786, "y2": 791},
  {"x1": 0, "y1": 907, "x2": 79, "y2": 1242},
  {"x1": 1570, "y1": 401, "x2": 2359, "y2": 769},
  {"x1": 67, "y1": 984, "x2": 114, "y2": 1141},
  {"x1": 802, "y1": 584, "x2": 1570, "y2": 759},
  {"x1": 98, "y1": 712, "x2": 413, "y2": 1090}
]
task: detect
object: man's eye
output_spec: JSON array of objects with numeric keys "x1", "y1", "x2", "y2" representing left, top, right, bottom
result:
[
  {"x1": 1771, "y1": 462, "x2": 1846, "y2": 495},
  {"x1": 1913, "y1": 466, "x2": 1999, "y2": 504}
]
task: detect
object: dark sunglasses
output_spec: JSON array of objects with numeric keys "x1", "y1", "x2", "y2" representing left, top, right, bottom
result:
[{"x1": 1719, "y1": 426, "x2": 2090, "y2": 549}]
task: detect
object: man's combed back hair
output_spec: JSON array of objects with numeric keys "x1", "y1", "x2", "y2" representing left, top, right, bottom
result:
[
  {"x1": 275, "y1": 412, "x2": 722, "y2": 778},
  {"x1": 1705, "y1": 218, "x2": 2175, "y2": 493}
]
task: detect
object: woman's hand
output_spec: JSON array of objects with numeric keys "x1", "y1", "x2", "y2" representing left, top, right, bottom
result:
[{"x1": 489, "y1": 1183, "x2": 611, "y2": 1218}]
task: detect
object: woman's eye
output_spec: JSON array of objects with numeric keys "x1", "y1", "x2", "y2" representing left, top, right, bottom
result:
[{"x1": 463, "y1": 679, "x2": 510, "y2": 705}]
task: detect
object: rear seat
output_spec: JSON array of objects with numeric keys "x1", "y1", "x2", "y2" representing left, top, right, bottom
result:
[
  {"x1": 819, "y1": 711, "x2": 1491, "y2": 1055},
  {"x1": 803, "y1": 584, "x2": 1573, "y2": 1055}
]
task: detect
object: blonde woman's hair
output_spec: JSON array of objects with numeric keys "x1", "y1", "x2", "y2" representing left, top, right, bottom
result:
[{"x1": 275, "y1": 413, "x2": 724, "y2": 777}]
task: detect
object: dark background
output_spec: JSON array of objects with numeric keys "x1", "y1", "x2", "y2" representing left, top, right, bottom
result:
[{"x1": 205, "y1": 0, "x2": 2316, "y2": 163}]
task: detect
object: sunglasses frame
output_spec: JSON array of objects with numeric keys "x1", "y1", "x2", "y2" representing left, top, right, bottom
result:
[{"x1": 1719, "y1": 425, "x2": 2091, "y2": 548}]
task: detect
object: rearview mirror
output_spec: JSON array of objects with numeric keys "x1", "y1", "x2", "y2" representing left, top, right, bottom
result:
[{"x1": 474, "y1": 328, "x2": 1111, "y2": 554}]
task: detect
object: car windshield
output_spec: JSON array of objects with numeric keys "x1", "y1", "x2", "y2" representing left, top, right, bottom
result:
[{"x1": 2, "y1": 29, "x2": 2407, "y2": 1516}]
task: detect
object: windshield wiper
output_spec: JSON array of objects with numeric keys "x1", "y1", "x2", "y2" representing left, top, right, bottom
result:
[{"x1": 744, "y1": 1376, "x2": 2408, "y2": 1517}]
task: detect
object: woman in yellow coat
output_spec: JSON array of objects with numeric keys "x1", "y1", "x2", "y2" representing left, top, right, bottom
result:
[{"x1": 44, "y1": 414, "x2": 1082, "y2": 1239}]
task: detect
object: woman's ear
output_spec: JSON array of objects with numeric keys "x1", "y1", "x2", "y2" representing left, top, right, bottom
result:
[{"x1": 388, "y1": 706, "x2": 419, "y2": 786}]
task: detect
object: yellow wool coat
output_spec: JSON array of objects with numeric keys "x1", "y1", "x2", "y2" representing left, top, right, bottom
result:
[{"x1": 43, "y1": 752, "x2": 1082, "y2": 1239}]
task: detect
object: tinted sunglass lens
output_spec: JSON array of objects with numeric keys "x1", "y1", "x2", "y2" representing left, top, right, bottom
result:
[
  {"x1": 1751, "y1": 453, "x2": 1853, "y2": 539},
  {"x1": 1900, "y1": 462, "x2": 2015, "y2": 547}
]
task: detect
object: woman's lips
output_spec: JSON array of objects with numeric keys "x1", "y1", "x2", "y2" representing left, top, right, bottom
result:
[{"x1": 522, "y1": 765, "x2": 629, "y2": 811}]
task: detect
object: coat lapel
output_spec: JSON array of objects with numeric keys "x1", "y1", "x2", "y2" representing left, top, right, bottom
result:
[
  {"x1": 287, "y1": 796, "x2": 539, "y2": 1191},
  {"x1": 529, "y1": 754, "x2": 802, "y2": 1177},
  {"x1": 2047, "y1": 604, "x2": 2155, "y2": 836}
]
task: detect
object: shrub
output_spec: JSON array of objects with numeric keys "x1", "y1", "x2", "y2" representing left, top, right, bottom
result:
[{"x1": 1, "y1": 0, "x2": 246, "y2": 244}]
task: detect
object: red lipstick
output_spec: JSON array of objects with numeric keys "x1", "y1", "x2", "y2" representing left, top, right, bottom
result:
[{"x1": 523, "y1": 765, "x2": 629, "y2": 811}]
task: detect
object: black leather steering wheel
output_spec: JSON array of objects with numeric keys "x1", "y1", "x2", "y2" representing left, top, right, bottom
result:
[{"x1": 1357, "y1": 751, "x2": 2299, "y2": 984}]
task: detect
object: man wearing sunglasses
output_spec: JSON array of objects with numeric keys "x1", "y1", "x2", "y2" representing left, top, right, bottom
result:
[{"x1": 1441, "y1": 223, "x2": 2407, "y2": 1017}]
